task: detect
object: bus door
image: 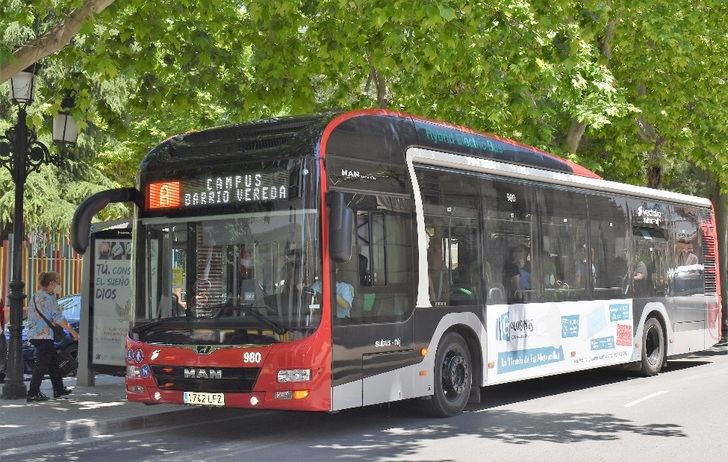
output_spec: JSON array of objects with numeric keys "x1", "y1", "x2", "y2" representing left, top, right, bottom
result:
[
  {"x1": 669, "y1": 206, "x2": 707, "y2": 351},
  {"x1": 628, "y1": 200, "x2": 670, "y2": 327},
  {"x1": 330, "y1": 192, "x2": 417, "y2": 408}
]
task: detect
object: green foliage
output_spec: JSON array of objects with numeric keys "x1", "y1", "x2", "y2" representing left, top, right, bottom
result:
[{"x1": 2, "y1": 0, "x2": 728, "y2": 240}]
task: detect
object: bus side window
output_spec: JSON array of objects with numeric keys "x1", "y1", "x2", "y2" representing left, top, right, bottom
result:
[
  {"x1": 338, "y1": 194, "x2": 415, "y2": 324},
  {"x1": 481, "y1": 178, "x2": 535, "y2": 304},
  {"x1": 670, "y1": 206, "x2": 703, "y2": 297},
  {"x1": 588, "y1": 195, "x2": 628, "y2": 300},
  {"x1": 538, "y1": 187, "x2": 587, "y2": 302},
  {"x1": 417, "y1": 168, "x2": 482, "y2": 307}
]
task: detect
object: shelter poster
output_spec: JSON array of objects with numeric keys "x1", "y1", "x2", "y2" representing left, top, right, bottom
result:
[{"x1": 91, "y1": 234, "x2": 132, "y2": 367}]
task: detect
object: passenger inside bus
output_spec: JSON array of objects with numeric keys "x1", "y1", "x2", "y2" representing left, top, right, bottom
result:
[
  {"x1": 288, "y1": 261, "x2": 354, "y2": 319},
  {"x1": 623, "y1": 245, "x2": 650, "y2": 297},
  {"x1": 504, "y1": 244, "x2": 531, "y2": 303},
  {"x1": 677, "y1": 241, "x2": 699, "y2": 266},
  {"x1": 427, "y1": 231, "x2": 449, "y2": 304},
  {"x1": 575, "y1": 245, "x2": 596, "y2": 289}
]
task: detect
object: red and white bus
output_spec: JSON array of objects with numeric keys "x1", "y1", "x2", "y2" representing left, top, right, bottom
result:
[{"x1": 72, "y1": 109, "x2": 722, "y2": 416}]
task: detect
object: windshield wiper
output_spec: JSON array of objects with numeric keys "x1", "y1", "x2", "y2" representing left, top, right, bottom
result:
[
  {"x1": 132, "y1": 319, "x2": 164, "y2": 333},
  {"x1": 132, "y1": 315, "x2": 191, "y2": 333},
  {"x1": 239, "y1": 306, "x2": 287, "y2": 335}
]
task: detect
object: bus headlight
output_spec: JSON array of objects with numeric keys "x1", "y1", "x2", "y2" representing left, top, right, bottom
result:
[
  {"x1": 127, "y1": 365, "x2": 141, "y2": 378},
  {"x1": 277, "y1": 369, "x2": 311, "y2": 383}
]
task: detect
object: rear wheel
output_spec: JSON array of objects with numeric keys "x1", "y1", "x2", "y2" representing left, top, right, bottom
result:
[
  {"x1": 425, "y1": 332, "x2": 472, "y2": 417},
  {"x1": 640, "y1": 317, "x2": 665, "y2": 376}
]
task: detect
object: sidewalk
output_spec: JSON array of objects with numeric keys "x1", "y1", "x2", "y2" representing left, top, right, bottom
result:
[{"x1": 0, "y1": 375, "x2": 229, "y2": 450}]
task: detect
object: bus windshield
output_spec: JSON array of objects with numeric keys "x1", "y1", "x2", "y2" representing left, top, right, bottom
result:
[{"x1": 132, "y1": 209, "x2": 321, "y2": 345}]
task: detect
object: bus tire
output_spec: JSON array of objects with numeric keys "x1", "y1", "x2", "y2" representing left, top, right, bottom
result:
[
  {"x1": 639, "y1": 317, "x2": 665, "y2": 377},
  {"x1": 426, "y1": 332, "x2": 472, "y2": 417}
]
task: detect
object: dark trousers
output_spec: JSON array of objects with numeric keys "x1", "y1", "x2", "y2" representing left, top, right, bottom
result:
[
  {"x1": 0, "y1": 330, "x2": 6, "y2": 379},
  {"x1": 28, "y1": 339, "x2": 64, "y2": 396}
]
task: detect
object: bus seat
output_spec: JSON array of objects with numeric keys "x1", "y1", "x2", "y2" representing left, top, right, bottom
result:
[
  {"x1": 362, "y1": 293, "x2": 376, "y2": 312},
  {"x1": 487, "y1": 284, "x2": 506, "y2": 304}
]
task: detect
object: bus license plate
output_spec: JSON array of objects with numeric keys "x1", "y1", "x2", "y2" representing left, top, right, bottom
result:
[{"x1": 183, "y1": 391, "x2": 225, "y2": 406}]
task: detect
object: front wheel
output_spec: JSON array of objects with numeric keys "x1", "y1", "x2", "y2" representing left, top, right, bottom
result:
[
  {"x1": 425, "y1": 332, "x2": 472, "y2": 417},
  {"x1": 640, "y1": 317, "x2": 665, "y2": 376}
]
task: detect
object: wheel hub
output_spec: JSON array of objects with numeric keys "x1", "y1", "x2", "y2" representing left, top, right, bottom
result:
[
  {"x1": 645, "y1": 325, "x2": 661, "y2": 366},
  {"x1": 442, "y1": 351, "x2": 468, "y2": 396}
]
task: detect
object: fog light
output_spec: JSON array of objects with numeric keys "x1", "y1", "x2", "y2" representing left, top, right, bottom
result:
[
  {"x1": 275, "y1": 391, "x2": 292, "y2": 400},
  {"x1": 126, "y1": 385, "x2": 145, "y2": 394},
  {"x1": 127, "y1": 365, "x2": 141, "y2": 378},
  {"x1": 277, "y1": 369, "x2": 311, "y2": 383},
  {"x1": 250, "y1": 396, "x2": 259, "y2": 406},
  {"x1": 292, "y1": 390, "x2": 309, "y2": 400}
]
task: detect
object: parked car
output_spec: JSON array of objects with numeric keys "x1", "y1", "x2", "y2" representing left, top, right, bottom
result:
[{"x1": 3, "y1": 294, "x2": 80, "y2": 376}]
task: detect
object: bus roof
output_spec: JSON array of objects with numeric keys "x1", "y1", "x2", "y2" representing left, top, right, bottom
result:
[
  {"x1": 140, "y1": 110, "x2": 598, "y2": 180},
  {"x1": 321, "y1": 109, "x2": 601, "y2": 180},
  {"x1": 138, "y1": 109, "x2": 710, "y2": 209}
]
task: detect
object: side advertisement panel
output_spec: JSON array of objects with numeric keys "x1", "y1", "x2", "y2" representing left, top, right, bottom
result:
[
  {"x1": 486, "y1": 299, "x2": 634, "y2": 384},
  {"x1": 91, "y1": 229, "x2": 132, "y2": 368}
]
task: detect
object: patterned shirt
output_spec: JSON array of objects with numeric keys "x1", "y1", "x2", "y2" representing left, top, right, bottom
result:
[
  {"x1": 27, "y1": 291, "x2": 66, "y2": 340},
  {"x1": 310, "y1": 281, "x2": 354, "y2": 318}
]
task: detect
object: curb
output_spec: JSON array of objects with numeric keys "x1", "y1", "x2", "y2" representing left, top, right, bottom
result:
[{"x1": 1, "y1": 406, "x2": 232, "y2": 450}]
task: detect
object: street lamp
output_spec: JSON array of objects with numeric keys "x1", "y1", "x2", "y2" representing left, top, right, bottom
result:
[{"x1": 0, "y1": 65, "x2": 77, "y2": 400}]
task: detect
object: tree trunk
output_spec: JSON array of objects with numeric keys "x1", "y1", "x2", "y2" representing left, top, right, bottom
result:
[
  {"x1": 0, "y1": 0, "x2": 116, "y2": 83},
  {"x1": 565, "y1": 121, "x2": 587, "y2": 154},
  {"x1": 563, "y1": 7, "x2": 617, "y2": 154},
  {"x1": 365, "y1": 54, "x2": 389, "y2": 108},
  {"x1": 636, "y1": 115, "x2": 665, "y2": 189},
  {"x1": 712, "y1": 182, "x2": 728, "y2": 338}
]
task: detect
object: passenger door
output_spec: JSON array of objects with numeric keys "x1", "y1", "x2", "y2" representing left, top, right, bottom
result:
[{"x1": 331, "y1": 192, "x2": 417, "y2": 408}]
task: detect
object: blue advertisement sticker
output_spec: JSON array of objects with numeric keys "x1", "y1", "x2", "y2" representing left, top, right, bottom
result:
[
  {"x1": 140, "y1": 364, "x2": 150, "y2": 378},
  {"x1": 497, "y1": 346, "x2": 564, "y2": 373},
  {"x1": 126, "y1": 349, "x2": 134, "y2": 362},
  {"x1": 590, "y1": 336, "x2": 616, "y2": 350},
  {"x1": 561, "y1": 315, "x2": 580, "y2": 338},
  {"x1": 587, "y1": 308, "x2": 607, "y2": 337},
  {"x1": 609, "y1": 304, "x2": 630, "y2": 322},
  {"x1": 495, "y1": 312, "x2": 510, "y2": 342},
  {"x1": 134, "y1": 349, "x2": 144, "y2": 363}
]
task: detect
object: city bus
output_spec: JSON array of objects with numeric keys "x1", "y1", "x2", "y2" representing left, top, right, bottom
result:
[{"x1": 72, "y1": 109, "x2": 722, "y2": 417}]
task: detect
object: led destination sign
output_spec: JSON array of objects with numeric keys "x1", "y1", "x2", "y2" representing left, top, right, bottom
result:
[{"x1": 148, "y1": 171, "x2": 289, "y2": 210}]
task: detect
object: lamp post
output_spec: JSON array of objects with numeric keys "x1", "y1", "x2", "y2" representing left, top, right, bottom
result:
[{"x1": 0, "y1": 65, "x2": 77, "y2": 400}]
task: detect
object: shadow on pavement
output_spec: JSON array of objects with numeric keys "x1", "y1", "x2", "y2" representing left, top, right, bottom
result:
[
  {"x1": 13, "y1": 366, "x2": 688, "y2": 462},
  {"x1": 7, "y1": 353, "x2": 714, "y2": 461},
  {"x1": 43, "y1": 406, "x2": 684, "y2": 462},
  {"x1": 20, "y1": 405, "x2": 684, "y2": 462}
]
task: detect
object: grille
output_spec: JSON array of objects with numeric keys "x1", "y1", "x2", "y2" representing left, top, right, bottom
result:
[
  {"x1": 152, "y1": 366, "x2": 261, "y2": 393},
  {"x1": 702, "y1": 234, "x2": 717, "y2": 295}
]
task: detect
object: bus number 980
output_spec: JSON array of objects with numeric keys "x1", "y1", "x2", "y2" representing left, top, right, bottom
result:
[{"x1": 243, "y1": 352, "x2": 262, "y2": 364}]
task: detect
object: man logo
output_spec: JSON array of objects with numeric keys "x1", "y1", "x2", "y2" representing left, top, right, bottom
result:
[
  {"x1": 196, "y1": 345, "x2": 213, "y2": 355},
  {"x1": 183, "y1": 368, "x2": 223, "y2": 379}
]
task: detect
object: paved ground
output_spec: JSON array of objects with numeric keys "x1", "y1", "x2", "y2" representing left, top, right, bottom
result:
[
  {"x1": 2, "y1": 342, "x2": 727, "y2": 461},
  {"x1": 0, "y1": 374, "x2": 230, "y2": 450}
]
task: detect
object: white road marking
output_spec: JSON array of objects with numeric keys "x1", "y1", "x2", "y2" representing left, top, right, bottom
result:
[{"x1": 624, "y1": 390, "x2": 669, "y2": 408}]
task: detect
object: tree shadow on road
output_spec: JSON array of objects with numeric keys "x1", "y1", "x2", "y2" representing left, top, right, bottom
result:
[
  {"x1": 6, "y1": 363, "x2": 700, "y2": 461},
  {"x1": 121, "y1": 405, "x2": 684, "y2": 462}
]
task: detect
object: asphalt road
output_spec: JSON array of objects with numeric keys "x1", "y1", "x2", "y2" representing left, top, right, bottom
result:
[{"x1": 4, "y1": 343, "x2": 727, "y2": 462}]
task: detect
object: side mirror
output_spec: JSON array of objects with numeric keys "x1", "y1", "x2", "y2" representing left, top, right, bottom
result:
[
  {"x1": 71, "y1": 187, "x2": 141, "y2": 254},
  {"x1": 328, "y1": 191, "x2": 353, "y2": 263}
]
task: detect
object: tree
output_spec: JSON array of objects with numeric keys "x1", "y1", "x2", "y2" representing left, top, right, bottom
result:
[{"x1": 0, "y1": 0, "x2": 116, "y2": 83}]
